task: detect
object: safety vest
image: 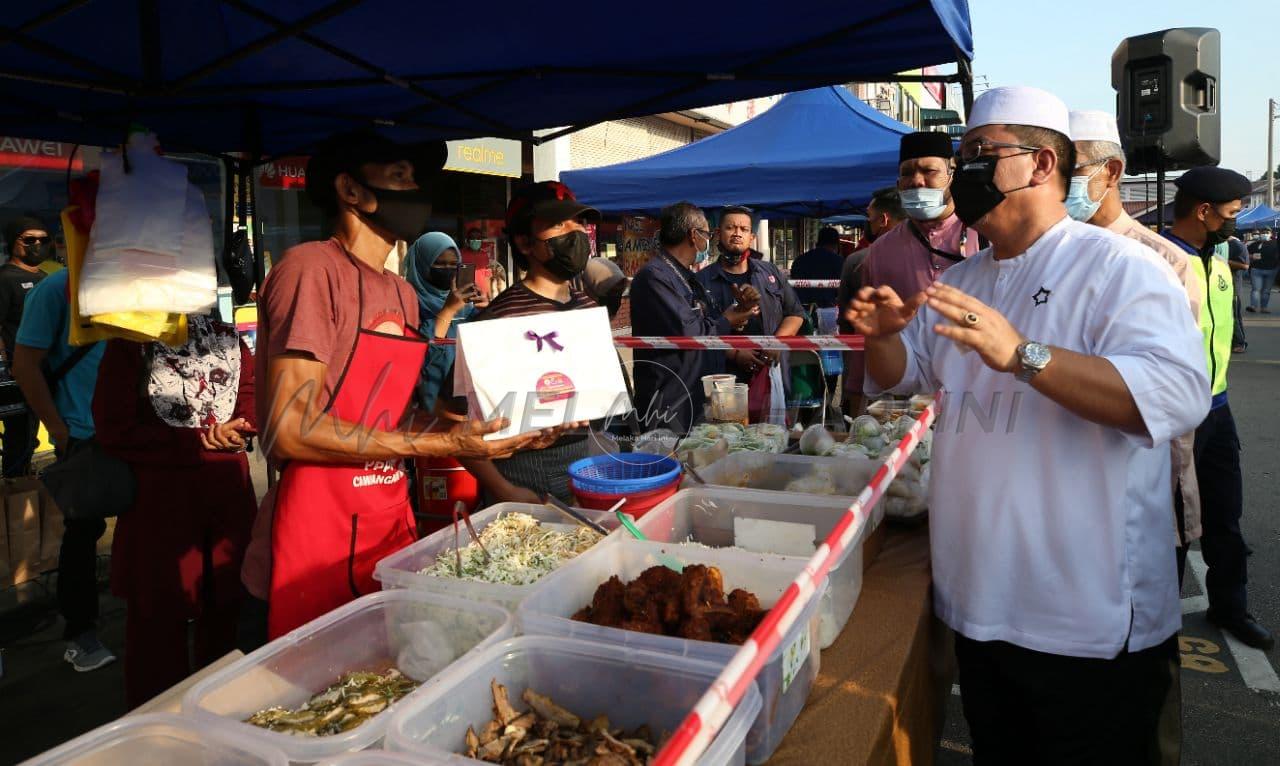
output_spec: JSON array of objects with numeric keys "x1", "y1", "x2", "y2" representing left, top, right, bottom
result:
[{"x1": 1188, "y1": 246, "x2": 1234, "y2": 397}]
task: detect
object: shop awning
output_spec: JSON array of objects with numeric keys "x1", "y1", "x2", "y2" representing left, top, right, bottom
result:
[
  {"x1": 561, "y1": 87, "x2": 914, "y2": 217},
  {"x1": 1, "y1": 0, "x2": 973, "y2": 159}
]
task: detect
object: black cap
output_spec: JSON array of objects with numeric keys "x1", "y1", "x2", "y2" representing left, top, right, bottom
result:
[
  {"x1": 4, "y1": 214, "x2": 48, "y2": 255},
  {"x1": 1173, "y1": 166, "x2": 1252, "y2": 204},
  {"x1": 899, "y1": 131, "x2": 954, "y2": 164},
  {"x1": 305, "y1": 130, "x2": 447, "y2": 210},
  {"x1": 504, "y1": 181, "x2": 600, "y2": 236}
]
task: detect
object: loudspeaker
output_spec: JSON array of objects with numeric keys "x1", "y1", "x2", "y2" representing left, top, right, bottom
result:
[{"x1": 1111, "y1": 27, "x2": 1220, "y2": 174}]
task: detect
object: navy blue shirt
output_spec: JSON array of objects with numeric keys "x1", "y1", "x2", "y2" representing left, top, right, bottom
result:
[
  {"x1": 697, "y1": 257, "x2": 805, "y2": 386},
  {"x1": 630, "y1": 252, "x2": 732, "y2": 434},
  {"x1": 788, "y1": 246, "x2": 845, "y2": 308}
]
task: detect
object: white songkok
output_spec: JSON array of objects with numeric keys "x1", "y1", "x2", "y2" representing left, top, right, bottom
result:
[
  {"x1": 967, "y1": 86, "x2": 1071, "y2": 136},
  {"x1": 1069, "y1": 110, "x2": 1122, "y2": 144}
]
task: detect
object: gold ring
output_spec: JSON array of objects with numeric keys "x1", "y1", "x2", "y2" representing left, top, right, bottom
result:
[{"x1": 963, "y1": 312, "x2": 981, "y2": 327}]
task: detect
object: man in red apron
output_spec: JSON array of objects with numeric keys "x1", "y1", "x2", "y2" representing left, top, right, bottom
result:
[{"x1": 258, "y1": 132, "x2": 561, "y2": 638}]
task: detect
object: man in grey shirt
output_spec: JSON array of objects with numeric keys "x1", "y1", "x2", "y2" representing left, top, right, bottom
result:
[{"x1": 1227, "y1": 235, "x2": 1249, "y2": 352}]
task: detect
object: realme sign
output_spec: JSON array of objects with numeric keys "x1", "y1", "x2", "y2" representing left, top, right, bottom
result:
[{"x1": 444, "y1": 137, "x2": 521, "y2": 178}]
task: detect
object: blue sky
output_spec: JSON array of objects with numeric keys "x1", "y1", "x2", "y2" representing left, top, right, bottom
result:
[{"x1": 968, "y1": 0, "x2": 1276, "y2": 180}]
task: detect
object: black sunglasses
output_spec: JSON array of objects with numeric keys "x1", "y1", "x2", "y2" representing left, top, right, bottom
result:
[{"x1": 19, "y1": 235, "x2": 51, "y2": 246}]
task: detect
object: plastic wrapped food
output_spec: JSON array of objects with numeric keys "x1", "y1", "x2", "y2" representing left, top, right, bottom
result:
[
  {"x1": 799, "y1": 424, "x2": 835, "y2": 456},
  {"x1": 633, "y1": 429, "x2": 678, "y2": 456}
]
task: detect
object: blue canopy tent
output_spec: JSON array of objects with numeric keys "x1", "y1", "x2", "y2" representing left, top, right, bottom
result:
[
  {"x1": 561, "y1": 87, "x2": 914, "y2": 217},
  {"x1": 2, "y1": 1, "x2": 973, "y2": 158},
  {"x1": 1236, "y1": 204, "x2": 1280, "y2": 231}
]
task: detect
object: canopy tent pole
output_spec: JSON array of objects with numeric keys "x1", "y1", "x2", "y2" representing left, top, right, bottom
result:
[{"x1": 957, "y1": 50, "x2": 975, "y2": 116}]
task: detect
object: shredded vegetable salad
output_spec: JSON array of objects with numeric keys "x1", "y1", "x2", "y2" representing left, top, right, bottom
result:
[{"x1": 422, "y1": 513, "x2": 603, "y2": 586}]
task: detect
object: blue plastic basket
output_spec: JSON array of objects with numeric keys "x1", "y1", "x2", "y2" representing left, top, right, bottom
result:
[{"x1": 567, "y1": 453, "x2": 683, "y2": 495}]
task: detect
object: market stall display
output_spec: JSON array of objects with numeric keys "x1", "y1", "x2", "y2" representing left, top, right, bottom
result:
[
  {"x1": 672, "y1": 423, "x2": 789, "y2": 469},
  {"x1": 384, "y1": 636, "x2": 762, "y2": 766},
  {"x1": 374, "y1": 504, "x2": 618, "y2": 611},
  {"x1": 519, "y1": 539, "x2": 825, "y2": 764},
  {"x1": 181, "y1": 590, "x2": 513, "y2": 764},
  {"x1": 461, "y1": 678, "x2": 661, "y2": 763},
  {"x1": 19, "y1": 713, "x2": 287, "y2": 766},
  {"x1": 572, "y1": 564, "x2": 767, "y2": 645},
  {"x1": 635, "y1": 487, "x2": 873, "y2": 649}
]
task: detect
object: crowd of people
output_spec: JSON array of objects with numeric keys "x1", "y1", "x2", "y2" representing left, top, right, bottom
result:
[{"x1": 0, "y1": 81, "x2": 1274, "y2": 764}]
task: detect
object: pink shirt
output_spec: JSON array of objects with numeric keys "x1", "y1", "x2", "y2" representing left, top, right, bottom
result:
[{"x1": 861, "y1": 214, "x2": 979, "y2": 298}]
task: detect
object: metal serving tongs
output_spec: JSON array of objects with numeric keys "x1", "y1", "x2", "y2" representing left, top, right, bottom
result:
[
  {"x1": 681, "y1": 461, "x2": 707, "y2": 486},
  {"x1": 542, "y1": 494, "x2": 613, "y2": 536},
  {"x1": 452, "y1": 500, "x2": 491, "y2": 573}
]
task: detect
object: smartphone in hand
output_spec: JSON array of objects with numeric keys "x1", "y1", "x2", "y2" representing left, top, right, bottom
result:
[{"x1": 457, "y1": 263, "x2": 476, "y2": 291}]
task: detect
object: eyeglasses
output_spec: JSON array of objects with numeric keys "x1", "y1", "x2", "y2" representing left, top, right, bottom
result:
[
  {"x1": 958, "y1": 139, "x2": 1042, "y2": 163},
  {"x1": 18, "y1": 235, "x2": 50, "y2": 246},
  {"x1": 693, "y1": 228, "x2": 712, "y2": 240}
]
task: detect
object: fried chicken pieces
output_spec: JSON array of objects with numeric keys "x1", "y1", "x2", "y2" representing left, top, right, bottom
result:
[
  {"x1": 572, "y1": 565, "x2": 766, "y2": 645},
  {"x1": 463, "y1": 679, "x2": 660, "y2": 765}
]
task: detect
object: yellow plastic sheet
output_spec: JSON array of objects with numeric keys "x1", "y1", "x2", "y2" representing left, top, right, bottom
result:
[{"x1": 61, "y1": 207, "x2": 187, "y2": 346}]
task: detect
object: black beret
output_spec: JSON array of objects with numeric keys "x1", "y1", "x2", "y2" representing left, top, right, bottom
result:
[
  {"x1": 899, "y1": 131, "x2": 954, "y2": 164},
  {"x1": 1173, "y1": 166, "x2": 1252, "y2": 204}
]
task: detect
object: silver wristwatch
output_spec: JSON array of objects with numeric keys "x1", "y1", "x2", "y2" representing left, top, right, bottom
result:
[{"x1": 1015, "y1": 341, "x2": 1052, "y2": 382}]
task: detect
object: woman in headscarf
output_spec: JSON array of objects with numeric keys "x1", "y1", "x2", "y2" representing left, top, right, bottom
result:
[
  {"x1": 92, "y1": 314, "x2": 257, "y2": 707},
  {"x1": 404, "y1": 232, "x2": 488, "y2": 411}
]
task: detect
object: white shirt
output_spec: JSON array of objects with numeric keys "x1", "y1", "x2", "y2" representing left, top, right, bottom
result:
[{"x1": 871, "y1": 217, "x2": 1209, "y2": 658}]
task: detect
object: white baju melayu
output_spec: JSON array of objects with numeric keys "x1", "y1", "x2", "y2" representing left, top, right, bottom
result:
[{"x1": 870, "y1": 217, "x2": 1209, "y2": 659}]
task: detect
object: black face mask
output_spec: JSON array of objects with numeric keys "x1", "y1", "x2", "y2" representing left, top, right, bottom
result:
[
  {"x1": 355, "y1": 180, "x2": 433, "y2": 243},
  {"x1": 427, "y1": 266, "x2": 455, "y2": 291},
  {"x1": 539, "y1": 230, "x2": 591, "y2": 280},
  {"x1": 718, "y1": 242, "x2": 747, "y2": 267},
  {"x1": 1205, "y1": 214, "x2": 1236, "y2": 247},
  {"x1": 17, "y1": 241, "x2": 51, "y2": 267},
  {"x1": 950, "y1": 154, "x2": 1034, "y2": 228}
]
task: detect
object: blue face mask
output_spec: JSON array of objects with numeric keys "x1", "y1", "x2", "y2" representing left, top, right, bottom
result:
[
  {"x1": 694, "y1": 230, "x2": 712, "y2": 264},
  {"x1": 1065, "y1": 163, "x2": 1109, "y2": 222},
  {"x1": 899, "y1": 187, "x2": 948, "y2": 221}
]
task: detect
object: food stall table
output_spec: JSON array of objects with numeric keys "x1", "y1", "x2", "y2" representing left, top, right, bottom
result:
[{"x1": 767, "y1": 525, "x2": 953, "y2": 765}]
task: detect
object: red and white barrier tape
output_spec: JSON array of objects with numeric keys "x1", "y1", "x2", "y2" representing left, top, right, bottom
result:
[
  {"x1": 430, "y1": 334, "x2": 865, "y2": 351},
  {"x1": 786, "y1": 279, "x2": 841, "y2": 288},
  {"x1": 653, "y1": 402, "x2": 938, "y2": 766}
]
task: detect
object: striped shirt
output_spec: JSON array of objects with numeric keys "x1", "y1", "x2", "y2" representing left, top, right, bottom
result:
[{"x1": 476, "y1": 282, "x2": 596, "y2": 320}]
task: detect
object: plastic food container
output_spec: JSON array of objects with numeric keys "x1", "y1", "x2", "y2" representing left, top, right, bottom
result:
[
  {"x1": 314, "y1": 751, "x2": 431, "y2": 766},
  {"x1": 696, "y1": 451, "x2": 885, "y2": 525},
  {"x1": 183, "y1": 590, "x2": 513, "y2": 764},
  {"x1": 636, "y1": 487, "x2": 871, "y2": 649},
  {"x1": 386, "y1": 636, "x2": 762, "y2": 766},
  {"x1": 374, "y1": 503, "x2": 619, "y2": 612},
  {"x1": 519, "y1": 539, "x2": 824, "y2": 764},
  {"x1": 18, "y1": 713, "x2": 288, "y2": 766}
]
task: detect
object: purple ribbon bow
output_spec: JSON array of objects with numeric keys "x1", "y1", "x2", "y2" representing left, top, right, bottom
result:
[{"x1": 525, "y1": 330, "x2": 565, "y2": 352}]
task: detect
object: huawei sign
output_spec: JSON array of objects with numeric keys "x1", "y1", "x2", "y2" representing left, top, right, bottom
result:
[
  {"x1": 0, "y1": 136, "x2": 83, "y2": 170},
  {"x1": 259, "y1": 156, "x2": 308, "y2": 189}
]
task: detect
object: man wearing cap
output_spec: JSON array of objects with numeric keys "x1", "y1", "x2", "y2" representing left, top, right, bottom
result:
[
  {"x1": 1067, "y1": 109, "x2": 1204, "y2": 584},
  {"x1": 849, "y1": 86, "x2": 1208, "y2": 760},
  {"x1": 259, "y1": 131, "x2": 555, "y2": 638},
  {"x1": 860, "y1": 132, "x2": 980, "y2": 307},
  {"x1": 440, "y1": 181, "x2": 601, "y2": 505},
  {"x1": 631, "y1": 202, "x2": 760, "y2": 434},
  {"x1": 698, "y1": 205, "x2": 804, "y2": 422},
  {"x1": 1164, "y1": 166, "x2": 1274, "y2": 650}
]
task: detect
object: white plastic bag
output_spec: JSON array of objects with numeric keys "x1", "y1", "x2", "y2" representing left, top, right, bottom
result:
[
  {"x1": 80, "y1": 133, "x2": 217, "y2": 316},
  {"x1": 767, "y1": 363, "x2": 787, "y2": 426}
]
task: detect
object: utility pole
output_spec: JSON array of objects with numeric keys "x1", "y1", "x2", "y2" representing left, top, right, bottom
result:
[{"x1": 1269, "y1": 98, "x2": 1277, "y2": 210}]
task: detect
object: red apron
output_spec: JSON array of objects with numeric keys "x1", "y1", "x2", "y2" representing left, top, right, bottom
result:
[{"x1": 267, "y1": 260, "x2": 429, "y2": 639}]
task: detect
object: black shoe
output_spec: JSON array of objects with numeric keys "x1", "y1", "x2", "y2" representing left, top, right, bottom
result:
[
  {"x1": 1207, "y1": 610, "x2": 1275, "y2": 650},
  {"x1": 1245, "y1": 306, "x2": 1257, "y2": 313}
]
